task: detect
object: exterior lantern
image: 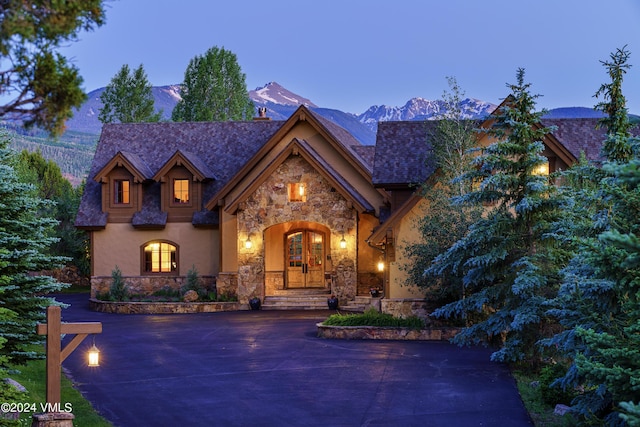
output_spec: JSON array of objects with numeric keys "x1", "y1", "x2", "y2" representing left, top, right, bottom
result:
[
  {"x1": 377, "y1": 260, "x2": 385, "y2": 272},
  {"x1": 244, "y1": 236, "x2": 253, "y2": 249},
  {"x1": 88, "y1": 343, "x2": 100, "y2": 367},
  {"x1": 340, "y1": 235, "x2": 347, "y2": 249}
]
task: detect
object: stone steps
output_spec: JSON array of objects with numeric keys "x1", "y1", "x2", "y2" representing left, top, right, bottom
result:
[
  {"x1": 339, "y1": 296, "x2": 378, "y2": 313},
  {"x1": 262, "y1": 294, "x2": 331, "y2": 310}
]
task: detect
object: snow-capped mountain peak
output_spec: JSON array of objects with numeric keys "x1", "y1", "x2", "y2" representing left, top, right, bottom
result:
[{"x1": 249, "y1": 81, "x2": 317, "y2": 108}]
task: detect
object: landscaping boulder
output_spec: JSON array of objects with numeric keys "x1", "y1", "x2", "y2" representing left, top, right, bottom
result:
[{"x1": 183, "y1": 290, "x2": 199, "y2": 302}]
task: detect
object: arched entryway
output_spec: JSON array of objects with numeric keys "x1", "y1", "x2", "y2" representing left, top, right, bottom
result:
[{"x1": 264, "y1": 221, "x2": 332, "y2": 295}]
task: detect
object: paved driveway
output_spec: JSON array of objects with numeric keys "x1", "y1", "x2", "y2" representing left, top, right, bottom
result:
[{"x1": 57, "y1": 294, "x2": 532, "y2": 426}]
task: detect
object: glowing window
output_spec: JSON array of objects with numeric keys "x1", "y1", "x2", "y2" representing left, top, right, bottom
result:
[
  {"x1": 288, "y1": 183, "x2": 306, "y2": 202},
  {"x1": 114, "y1": 180, "x2": 130, "y2": 204},
  {"x1": 143, "y1": 242, "x2": 177, "y2": 273},
  {"x1": 173, "y1": 179, "x2": 190, "y2": 204},
  {"x1": 532, "y1": 160, "x2": 550, "y2": 176}
]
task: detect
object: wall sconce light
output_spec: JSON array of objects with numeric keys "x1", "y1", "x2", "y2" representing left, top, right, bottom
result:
[
  {"x1": 88, "y1": 338, "x2": 100, "y2": 367},
  {"x1": 244, "y1": 235, "x2": 253, "y2": 249},
  {"x1": 377, "y1": 259, "x2": 385, "y2": 272},
  {"x1": 299, "y1": 183, "x2": 305, "y2": 197},
  {"x1": 340, "y1": 234, "x2": 347, "y2": 249}
]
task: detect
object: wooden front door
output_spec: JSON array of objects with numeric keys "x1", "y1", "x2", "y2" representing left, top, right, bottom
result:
[{"x1": 286, "y1": 230, "x2": 324, "y2": 288}]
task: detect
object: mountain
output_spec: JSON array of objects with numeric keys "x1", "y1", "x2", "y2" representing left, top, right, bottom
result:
[
  {"x1": 541, "y1": 107, "x2": 605, "y2": 119},
  {"x1": 358, "y1": 97, "x2": 496, "y2": 134},
  {"x1": 249, "y1": 81, "x2": 317, "y2": 108},
  {"x1": 63, "y1": 81, "x2": 495, "y2": 145},
  {"x1": 65, "y1": 85, "x2": 180, "y2": 134}
]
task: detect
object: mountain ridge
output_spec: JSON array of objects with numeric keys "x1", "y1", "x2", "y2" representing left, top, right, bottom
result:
[{"x1": 63, "y1": 81, "x2": 615, "y2": 145}]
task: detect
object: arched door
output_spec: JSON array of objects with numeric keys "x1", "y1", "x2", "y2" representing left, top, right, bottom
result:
[{"x1": 286, "y1": 230, "x2": 324, "y2": 288}]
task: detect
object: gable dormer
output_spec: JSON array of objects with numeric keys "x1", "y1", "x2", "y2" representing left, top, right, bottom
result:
[
  {"x1": 153, "y1": 150, "x2": 216, "y2": 222},
  {"x1": 94, "y1": 151, "x2": 152, "y2": 222}
]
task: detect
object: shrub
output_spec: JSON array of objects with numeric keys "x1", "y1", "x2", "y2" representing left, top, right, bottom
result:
[
  {"x1": 109, "y1": 266, "x2": 128, "y2": 301},
  {"x1": 181, "y1": 265, "x2": 204, "y2": 296},
  {"x1": 323, "y1": 308, "x2": 425, "y2": 329},
  {"x1": 539, "y1": 363, "x2": 576, "y2": 406}
]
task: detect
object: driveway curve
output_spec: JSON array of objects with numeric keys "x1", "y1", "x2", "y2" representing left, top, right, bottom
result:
[{"x1": 57, "y1": 294, "x2": 532, "y2": 426}]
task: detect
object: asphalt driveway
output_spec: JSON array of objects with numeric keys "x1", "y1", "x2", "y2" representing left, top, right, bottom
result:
[{"x1": 57, "y1": 294, "x2": 532, "y2": 426}]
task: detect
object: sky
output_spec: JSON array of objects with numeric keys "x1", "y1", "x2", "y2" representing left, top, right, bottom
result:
[{"x1": 59, "y1": 0, "x2": 640, "y2": 115}]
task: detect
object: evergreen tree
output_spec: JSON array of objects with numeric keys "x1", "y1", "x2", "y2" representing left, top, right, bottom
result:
[
  {"x1": 14, "y1": 149, "x2": 90, "y2": 275},
  {"x1": 427, "y1": 69, "x2": 566, "y2": 363},
  {"x1": 171, "y1": 46, "x2": 255, "y2": 122},
  {"x1": 595, "y1": 46, "x2": 634, "y2": 163},
  {"x1": 401, "y1": 77, "x2": 482, "y2": 303},
  {"x1": 544, "y1": 47, "x2": 640, "y2": 425},
  {"x1": 99, "y1": 64, "x2": 162, "y2": 124},
  {"x1": 0, "y1": 0, "x2": 106, "y2": 136},
  {"x1": 0, "y1": 131, "x2": 68, "y2": 367}
]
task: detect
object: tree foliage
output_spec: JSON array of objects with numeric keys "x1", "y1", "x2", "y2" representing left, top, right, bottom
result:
[
  {"x1": 0, "y1": 131, "x2": 67, "y2": 367},
  {"x1": 401, "y1": 77, "x2": 482, "y2": 303},
  {"x1": 14, "y1": 149, "x2": 89, "y2": 274},
  {"x1": 171, "y1": 46, "x2": 255, "y2": 122},
  {"x1": 427, "y1": 69, "x2": 566, "y2": 364},
  {"x1": 0, "y1": 0, "x2": 106, "y2": 136},
  {"x1": 99, "y1": 64, "x2": 162, "y2": 124},
  {"x1": 542, "y1": 46, "x2": 640, "y2": 426}
]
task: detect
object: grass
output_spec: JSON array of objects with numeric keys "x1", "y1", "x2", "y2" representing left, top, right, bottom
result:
[
  {"x1": 8, "y1": 353, "x2": 112, "y2": 427},
  {"x1": 512, "y1": 368, "x2": 576, "y2": 427},
  {"x1": 323, "y1": 307, "x2": 425, "y2": 329}
]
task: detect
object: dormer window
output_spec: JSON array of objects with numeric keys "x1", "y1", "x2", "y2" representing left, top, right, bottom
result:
[
  {"x1": 114, "y1": 179, "x2": 131, "y2": 204},
  {"x1": 288, "y1": 183, "x2": 306, "y2": 202},
  {"x1": 173, "y1": 179, "x2": 190, "y2": 204}
]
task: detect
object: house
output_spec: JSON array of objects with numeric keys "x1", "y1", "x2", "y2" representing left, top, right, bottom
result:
[{"x1": 75, "y1": 104, "x2": 614, "y2": 312}]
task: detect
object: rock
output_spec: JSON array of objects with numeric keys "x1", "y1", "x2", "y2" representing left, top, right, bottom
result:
[
  {"x1": 554, "y1": 404, "x2": 571, "y2": 416},
  {"x1": 183, "y1": 290, "x2": 199, "y2": 302}
]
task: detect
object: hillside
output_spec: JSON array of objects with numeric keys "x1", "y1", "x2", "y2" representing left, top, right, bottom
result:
[{"x1": 3, "y1": 124, "x2": 97, "y2": 186}]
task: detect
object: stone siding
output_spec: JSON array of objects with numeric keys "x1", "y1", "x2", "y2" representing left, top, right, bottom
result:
[{"x1": 236, "y1": 155, "x2": 358, "y2": 303}]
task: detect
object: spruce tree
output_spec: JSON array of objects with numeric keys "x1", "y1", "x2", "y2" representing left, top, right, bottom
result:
[
  {"x1": 0, "y1": 131, "x2": 68, "y2": 366},
  {"x1": 99, "y1": 64, "x2": 162, "y2": 124},
  {"x1": 171, "y1": 46, "x2": 255, "y2": 122},
  {"x1": 544, "y1": 47, "x2": 640, "y2": 425},
  {"x1": 427, "y1": 69, "x2": 565, "y2": 363}
]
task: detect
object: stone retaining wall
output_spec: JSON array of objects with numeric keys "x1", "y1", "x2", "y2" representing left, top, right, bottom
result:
[
  {"x1": 316, "y1": 323, "x2": 460, "y2": 341},
  {"x1": 90, "y1": 275, "x2": 216, "y2": 299},
  {"x1": 89, "y1": 299, "x2": 241, "y2": 314}
]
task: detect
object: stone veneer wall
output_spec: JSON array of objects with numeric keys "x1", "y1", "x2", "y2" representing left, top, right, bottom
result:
[
  {"x1": 91, "y1": 275, "x2": 216, "y2": 298},
  {"x1": 236, "y1": 155, "x2": 358, "y2": 304}
]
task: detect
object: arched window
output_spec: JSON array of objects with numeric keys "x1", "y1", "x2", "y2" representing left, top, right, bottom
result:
[{"x1": 142, "y1": 241, "x2": 178, "y2": 274}]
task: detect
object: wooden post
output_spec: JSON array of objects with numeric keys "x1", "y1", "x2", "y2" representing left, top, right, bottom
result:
[
  {"x1": 36, "y1": 306, "x2": 102, "y2": 406},
  {"x1": 45, "y1": 306, "x2": 62, "y2": 405}
]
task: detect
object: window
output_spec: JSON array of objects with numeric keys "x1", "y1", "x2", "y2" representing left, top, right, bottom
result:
[
  {"x1": 288, "y1": 182, "x2": 306, "y2": 202},
  {"x1": 173, "y1": 179, "x2": 190, "y2": 204},
  {"x1": 143, "y1": 242, "x2": 177, "y2": 273},
  {"x1": 114, "y1": 179, "x2": 130, "y2": 204},
  {"x1": 532, "y1": 160, "x2": 550, "y2": 176}
]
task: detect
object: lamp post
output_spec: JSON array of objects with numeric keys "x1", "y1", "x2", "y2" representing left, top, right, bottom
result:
[{"x1": 33, "y1": 305, "x2": 102, "y2": 427}]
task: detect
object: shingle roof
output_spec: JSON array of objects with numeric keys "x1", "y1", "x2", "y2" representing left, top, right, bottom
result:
[
  {"x1": 306, "y1": 109, "x2": 372, "y2": 174},
  {"x1": 372, "y1": 121, "x2": 440, "y2": 186},
  {"x1": 540, "y1": 118, "x2": 640, "y2": 163},
  {"x1": 373, "y1": 118, "x2": 640, "y2": 186},
  {"x1": 76, "y1": 120, "x2": 284, "y2": 228}
]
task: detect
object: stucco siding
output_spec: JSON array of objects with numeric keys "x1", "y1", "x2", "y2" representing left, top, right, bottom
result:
[{"x1": 92, "y1": 223, "x2": 218, "y2": 277}]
